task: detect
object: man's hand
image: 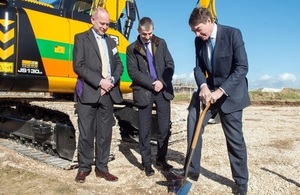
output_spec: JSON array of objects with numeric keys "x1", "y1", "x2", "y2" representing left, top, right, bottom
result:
[
  {"x1": 100, "y1": 76, "x2": 114, "y2": 96},
  {"x1": 152, "y1": 80, "x2": 163, "y2": 92},
  {"x1": 199, "y1": 85, "x2": 224, "y2": 104},
  {"x1": 100, "y1": 88, "x2": 106, "y2": 96},
  {"x1": 210, "y1": 89, "x2": 223, "y2": 104}
]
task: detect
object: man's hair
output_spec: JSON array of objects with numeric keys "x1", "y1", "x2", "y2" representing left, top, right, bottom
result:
[
  {"x1": 138, "y1": 17, "x2": 154, "y2": 31},
  {"x1": 188, "y1": 7, "x2": 213, "y2": 26},
  {"x1": 92, "y1": 7, "x2": 108, "y2": 18}
]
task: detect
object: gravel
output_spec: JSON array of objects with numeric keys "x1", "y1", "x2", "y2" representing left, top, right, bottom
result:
[{"x1": 0, "y1": 101, "x2": 300, "y2": 195}]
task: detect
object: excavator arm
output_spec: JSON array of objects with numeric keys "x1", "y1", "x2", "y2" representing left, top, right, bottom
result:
[{"x1": 198, "y1": 0, "x2": 217, "y2": 22}]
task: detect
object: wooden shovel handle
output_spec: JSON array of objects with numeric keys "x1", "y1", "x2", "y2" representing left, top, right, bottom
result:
[{"x1": 191, "y1": 101, "x2": 211, "y2": 149}]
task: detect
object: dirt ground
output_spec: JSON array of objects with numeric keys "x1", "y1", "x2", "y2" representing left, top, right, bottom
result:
[{"x1": 0, "y1": 101, "x2": 300, "y2": 195}]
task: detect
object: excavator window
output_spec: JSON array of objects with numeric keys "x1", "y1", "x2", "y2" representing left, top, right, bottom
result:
[{"x1": 73, "y1": 0, "x2": 92, "y2": 15}]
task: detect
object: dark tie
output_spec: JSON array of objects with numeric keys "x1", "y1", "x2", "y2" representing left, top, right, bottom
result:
[
  {"x1": 145, "y1": 42, "x2": 157, "y2": 80},
  {"x1": 209, "y1": 37, "x2": 215, "y2": 50}
]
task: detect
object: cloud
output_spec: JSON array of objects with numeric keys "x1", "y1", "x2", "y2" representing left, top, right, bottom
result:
[
  {"x1": 173, "y1": 72, "x2": 299, "y2": 90},
  {"x1": 173, "y1": 72, "x2": 300, "y2": 90},
  {"x1": 250, "y1": 73, "x2": 299, "y2": 90},
  {"x1": 278, "y1": 73, "x2": 297, "y2": 82},
  {"x1": 260, "y1": 74, "x2": 273, "y2": 80},
  {"x1": 173, "y1": 73, "x2": 194, "y2": 80}
]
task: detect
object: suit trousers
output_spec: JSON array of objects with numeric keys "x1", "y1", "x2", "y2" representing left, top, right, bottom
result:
[
  {"x1": 187, "y1": 95, "x2": 248, "y2": 185},
  {"x1": 138, "y1": 91, "x2": 171, "y2": 166},
  {"x1": 77, "y1": 94, "x2": 113, "y2": 173}
]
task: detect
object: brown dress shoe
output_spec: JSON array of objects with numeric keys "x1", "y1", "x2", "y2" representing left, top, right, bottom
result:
[
  {"x1": 95, "y1": 168, "x2": 118, "y2": 182},
  {"x1": 75, "y1": 171, "x2": 90, "y2": 183}
]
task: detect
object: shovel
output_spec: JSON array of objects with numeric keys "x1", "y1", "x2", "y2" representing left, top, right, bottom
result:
[{"x1": 174, "y1": 101, "x2": 211, "y2": 195}]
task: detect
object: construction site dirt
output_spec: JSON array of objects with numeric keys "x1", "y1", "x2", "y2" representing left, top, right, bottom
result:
[{"x1": 0, "y1": 101, "x2": 299, "y2": 195}]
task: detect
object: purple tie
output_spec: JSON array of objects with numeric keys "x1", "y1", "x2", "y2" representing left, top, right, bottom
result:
[{"x1": 145, "y1": 42, "x2": 157, "y2": 80}]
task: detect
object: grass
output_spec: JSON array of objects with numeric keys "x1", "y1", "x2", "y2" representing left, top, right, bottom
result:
[
  {"x1": 173, "y1": 92, "x2": 193, "y2": 102},
  {"x1": 249, "y1": 88, "x2": 300, "y2": 101},
  {"x1": 173, "y1": 88, "x2": 300, "y2": 102}
]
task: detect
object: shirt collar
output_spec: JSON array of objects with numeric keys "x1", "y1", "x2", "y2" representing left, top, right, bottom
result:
[
  {"x1": 211, "y1": 23, "x2": 217, "y2": 39},
  {"x1": 92, "y1": 28, "x2": 104, "y2": 39}
]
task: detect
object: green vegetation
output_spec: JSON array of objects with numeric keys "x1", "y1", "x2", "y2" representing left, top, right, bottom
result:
[
  {"x1": 173, "y1": 92, "x2": 193, "y2": 102},
  {"x1": 174, "y1": 88, "x2": 300, "y2": 102},
  {"x1": 249, "y1": 88, "x2": 300, "y2": 101}
]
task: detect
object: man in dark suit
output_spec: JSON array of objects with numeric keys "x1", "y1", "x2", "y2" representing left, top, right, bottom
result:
[
  {"x1": 126, "y1": 17, "x2": 175, "y2": 176},
  {"x1": 73, "y1": 7, "x2": 123, "y2": 183},
  {"x1": 171, "y1": 7, "x2": 250, "y2": 195}
]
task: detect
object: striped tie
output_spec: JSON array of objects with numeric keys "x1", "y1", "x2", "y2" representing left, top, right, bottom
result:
[{"x1": 98, "y1": 36, "x2": 109, "y2": 78}]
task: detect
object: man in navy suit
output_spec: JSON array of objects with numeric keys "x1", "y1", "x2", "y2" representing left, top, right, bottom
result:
[
  {"x1": 126, "y1": 17, "x2": 175, "y2": 176},
  {"x1": 171, "y1": 7, "x2": 250, "y2": 195},
  {"x1": 73, "y1": 7, "x2": 123, "y2": 183}
]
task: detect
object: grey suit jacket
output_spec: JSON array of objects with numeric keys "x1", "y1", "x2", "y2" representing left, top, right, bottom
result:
[
  {"x1": 194, "y1": 24, "x2": 250, "y2": 113},
  {"x1": 73, "y1": 28, "x2": 123, "y2": 104},
  {"x1": 126, "y1": 35, "x2": 174, "y2": 107}
]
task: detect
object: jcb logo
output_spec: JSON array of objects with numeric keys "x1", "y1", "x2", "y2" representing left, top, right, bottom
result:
[
  {"x1": 108, "y1": 34, "x2": 119, "y2": 45},
  {"x1": 0, "y1": 19, "x2": 15, "y2": 60}
]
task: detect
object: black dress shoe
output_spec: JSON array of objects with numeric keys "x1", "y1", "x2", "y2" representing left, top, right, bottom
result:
[
  {"x1": 75, "y1": 170, "x2": 91, "y2": 183},
  {"x1": 144, "y1": 165, "x2": 155, "y2": 176},
  {"x1": 171, "y1": 168, "x2": 184, "y2": 177},
  {"x1": 156, "y1": 160, "x2": 173, "y2": 171},
  {"x1": 234, "y1": 184, "x2": 248, "y2": 195},
  {"x1": 170, "y1": 168, "x2": 199, "y2": 181}
]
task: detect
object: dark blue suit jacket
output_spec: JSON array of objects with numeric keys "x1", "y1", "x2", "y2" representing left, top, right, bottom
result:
[
  {"x1": 194, "y1": 24, "x2": 250, "y2": 113},
  {"x1": 73, "y1": 28, "x2": 123, "y2": 104}
]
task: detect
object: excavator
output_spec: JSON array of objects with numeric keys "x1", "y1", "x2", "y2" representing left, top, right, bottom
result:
[
  {"x1": 0, "y1": 0, "x2": 140, "y2": 169},
  {"x1": 0, "y1": 0, "x2": 217, "y2": 169}
]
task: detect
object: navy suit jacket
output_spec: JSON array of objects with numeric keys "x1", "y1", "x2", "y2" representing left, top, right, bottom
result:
[
  {"x1": 73, "y1": 28, "x2": 123, "y2": 104},
  {"x1": 194, "y1": 24, "x2": 250, "y2": 113}
]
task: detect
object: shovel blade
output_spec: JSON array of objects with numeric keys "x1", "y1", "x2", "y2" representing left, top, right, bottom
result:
[{"x1": 176, "y1": 181, "x2": 192, "y2": 195}]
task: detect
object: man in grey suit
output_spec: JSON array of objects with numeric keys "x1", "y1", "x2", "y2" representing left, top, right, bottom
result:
[
  {"x1": 73, "y1": 7, "x2": 123, "y2": 183},
  {"x1": 126, "y1": 17, "x2": 175, "y2": 176},
  {"x1": 171, "y1": 7, "x2": 250, "y2": 195}
]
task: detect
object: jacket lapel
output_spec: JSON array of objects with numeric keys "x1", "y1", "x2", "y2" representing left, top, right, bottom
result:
[
  {"x1": 134, "y1": 39, "x2": 148, "y2": 71},
  {"x1": 203, "y1": 42, "x2": 211, "y2": 72},
  {"x1": 212, "y1": 25, "x2": 223, "y2": 72},
  {"x1": 87, "y1": 29, "x2": 101, "y2": 60},
  {"x1": 134, "y1": 40, "x2": 146, "y2": 56}
]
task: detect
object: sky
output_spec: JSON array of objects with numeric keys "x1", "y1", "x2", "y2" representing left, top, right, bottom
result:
[
  {"x1": 43, "y1": 0, "x2": 300, "y2": 90},
  {"x1": 129, "y1": 0, "x2": 300, "y2": 90}
]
